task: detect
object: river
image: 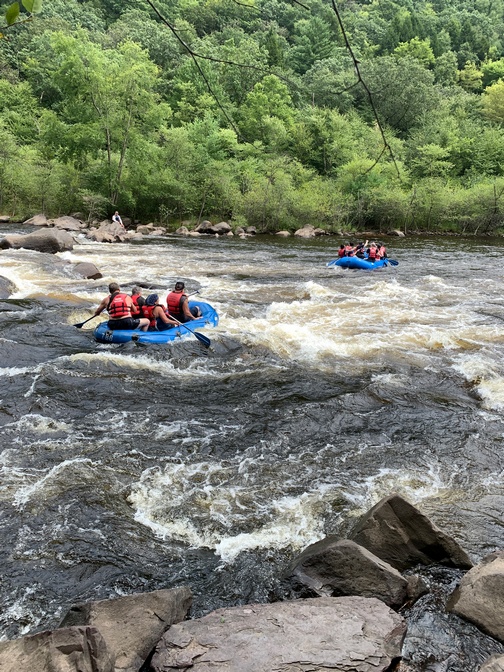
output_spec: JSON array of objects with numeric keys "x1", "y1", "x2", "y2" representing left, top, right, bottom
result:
[{"x1": 1, "y1": 227, "x2": 503, "y2": 670}]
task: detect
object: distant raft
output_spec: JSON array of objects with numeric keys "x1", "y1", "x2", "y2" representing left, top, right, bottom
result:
[
  {"x1": 93, "y1": 301, "x2": 218, "y2": 344},
  {"x1": 326, "y1": 257, "x2": 397, "y2": 270}
]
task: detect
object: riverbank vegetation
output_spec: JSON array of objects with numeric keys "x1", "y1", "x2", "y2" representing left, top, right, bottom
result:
[{"x1": 2, "y1": 0, "x2": 504, "y2": 233}]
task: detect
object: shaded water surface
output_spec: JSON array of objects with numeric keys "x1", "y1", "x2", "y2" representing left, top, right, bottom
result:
[{"x1": 1, "y1": 230, "x2": 504, "y2": 670}]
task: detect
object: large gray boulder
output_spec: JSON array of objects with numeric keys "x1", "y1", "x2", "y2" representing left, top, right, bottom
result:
[
  {"x1": 349, "y1": 494, "x2": 473, "y2": 571},
  {"x1": 59, "y1": 586, "x2": 192, "y2": 672},
  {"x1": 0, "y1": 626, "x2": 114, "y2": 672},
  {"x1": 23, "y1": 213, "x2": 48, "y2": 226},
  {"x1": 0, "y1": 214, "x2": 10, "y2": 222},
  {"x1": 86, "y1": 220, "x2": 133, "y2": 243},
  {"x1": 52, "y1": 215, "x2": 84, "y2": 231},
  {"x1": 194, "y1": 220, "x2": 231, "y2": 235},
  {"x1": 151, "y1": 596, "x2": 406, "y2": 672},
  {"x1": 289, "y1": 537, "x2": 410, "y2": 609},
  {"x1": 447, "y1": 551, "x2": 504, "y2": 643},
  {"x1": 0, "y1": 228, "x2": 75, "y2": 253},
  {"x1": 73, "y1": 262, "x2": 103, "y2": 280},
  {"x1": 0, "y1": 275, "x2": 15, "y2": 298}
]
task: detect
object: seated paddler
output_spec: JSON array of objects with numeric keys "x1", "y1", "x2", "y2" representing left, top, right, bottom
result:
[{"x1": 94, "y1": 282, "x2": 150, "y2": 331}]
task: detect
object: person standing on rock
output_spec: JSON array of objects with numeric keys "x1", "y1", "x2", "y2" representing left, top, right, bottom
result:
[{"x1": 94, "y1": 283, "x2": 149, "y2": 331}]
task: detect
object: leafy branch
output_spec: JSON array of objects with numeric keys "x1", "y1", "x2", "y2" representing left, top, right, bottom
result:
[{"x1": 1, "y1": 0, "x2": 41, "y2": 36}]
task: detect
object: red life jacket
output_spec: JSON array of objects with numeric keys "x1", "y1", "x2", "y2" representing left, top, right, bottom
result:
[
  {"x1": 344, "y1": 245, "x2": 354, "y2": 257},
  {"x1": 338, "y1": 248, "x2": 345, "y2": 258},
  {"x1": 368, "y1": 246, "x2": 377, "y2": 260},
  {"x1": 131, "y1": 295, "x2": 141, "y2": 316},
  {"x1": 141, "y1": 304, "x2": 157, "y2": 328},
  {"x1": 166, "y1": 291, "x2": 185, "y2": 318},
  {"x1": 378, "y1": 245, "x2": 387, "y2": 258},
  {"x1": 108, "y1": 292, "x2": 131, "y2": 319}
]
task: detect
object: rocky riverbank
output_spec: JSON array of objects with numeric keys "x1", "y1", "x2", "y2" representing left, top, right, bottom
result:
[{"x1": 1, "y1": 494, "x2": 503, "y2": 672}]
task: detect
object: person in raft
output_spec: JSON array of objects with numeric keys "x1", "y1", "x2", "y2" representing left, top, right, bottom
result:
[
  {"x1": 166, "y1": 281, "x2": 201, "y2": 323},
  {"x1": 94, "y1": 283, "x2": 150, "y2": 331},
  {"x1": 131, "y1": 286, "x2": 146, "y2": 313},
  {"x1": 142, "y1": 294, "x2": 179, "y2": 331}
]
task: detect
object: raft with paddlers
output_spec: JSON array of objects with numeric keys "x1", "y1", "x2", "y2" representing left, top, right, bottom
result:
[
  {"x1": 93, "y1": 301, "x2": 218, "y2": 346},
  {"x1": 326, "y1": 257, "x2": 399, "y2": 270}
]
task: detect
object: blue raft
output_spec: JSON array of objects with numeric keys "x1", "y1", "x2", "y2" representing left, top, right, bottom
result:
[
  {"x1": 93, "y1": 300, "x2": 219, "y2": 344},
  {"x1": 326, "y1": 257, "x2": 390, "y2": 270}
]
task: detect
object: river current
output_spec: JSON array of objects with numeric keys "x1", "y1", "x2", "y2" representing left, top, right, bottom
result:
[{"x1": 1, "y1": 228, "x2": 504, "y2": 670}]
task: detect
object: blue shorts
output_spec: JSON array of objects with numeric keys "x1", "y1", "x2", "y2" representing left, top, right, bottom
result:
[{"x1": 108, "y1": 318, "x2": 141, "y2": 330}]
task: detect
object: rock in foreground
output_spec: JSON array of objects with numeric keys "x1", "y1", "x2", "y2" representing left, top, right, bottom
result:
[{"x1": 151, "y1": 596, "x2": 406, "y2": 672}]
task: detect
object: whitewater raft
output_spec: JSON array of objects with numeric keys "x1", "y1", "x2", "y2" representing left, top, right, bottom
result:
[
  {"x1": 93, "y1": 301, "x2": 218, "y2": 344},
  {"x1": 326, "y1": 257, "x2": 392, "y2": 270}
]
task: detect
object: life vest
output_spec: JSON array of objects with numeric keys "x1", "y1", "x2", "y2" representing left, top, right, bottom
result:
[
  {"x1": 141, "y1": 304, "x2": 157, "y2": 328},
  {"x1": 166, "y1": 291, "x2": 185, "y2": 319},
  {"x1": 378, "y1": 245, "x2": 387, "y2": 258},
  {"x1": 131, "y1": 295, "x2": 141, "y2": 315},
  {"x1": 338, "y1": 248, "x2": 345, "y2": 258},
  {"x1": 108, "y1": 292, "x2": 131, "y2": 319},
  {"x1": 344, "y1": 244, "x2": 354, "y2": 257},
  {"x1": 367, "y1": 246, "x2": 377, "y2": 260}
]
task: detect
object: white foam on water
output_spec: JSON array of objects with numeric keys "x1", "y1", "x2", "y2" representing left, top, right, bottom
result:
[
  {"x1": 3, "y1": 414, "x2": 72, "y2": 435},
  {"x1": 0, "y1": 366, "x2": 34, "y2": 378},
  {"x1": 344, "y1": 463, "x2": 458, "y2": 519},
  {"x1": 13, "y1": 458, "x2": 95, "y2": 507},
  {"x1": 214, "y1": 492, "x2": 327, "y2": 562},
  {"x1": 0, "y1": 586, "x2": 43, "y2": 640}
]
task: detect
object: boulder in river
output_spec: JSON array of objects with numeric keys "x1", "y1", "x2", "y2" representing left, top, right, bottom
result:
[
  {"x1": 52, "y1": 215, "x2": 85, "y2": 231},
  {"x1": 0, "y1": 275, "x2": 15, "y2": 298},
  {"x1": 23, "y1": 213, "x2": 48, "y2": 226},
  {"x1": 447, "y1": 550, "x2": 504, "y2": 643},
  {"x1": 289, "y1": 537, "x2": 410, "y2": 609},
  {"x1": 0, "y1": 228, "x2": 75, "y2": 253},
  {"x1": 59, "y1": 586, "x2": 192, "y2": 672},
  {"x1": 349, "y1": 494, "x2": 473, "y2": 571},
  {"x1": 151, "y1": 596, "x2": 406, "y2": 672},
  {"x1": 73, "y1": 262, "x2": 103, "y2": 280}
]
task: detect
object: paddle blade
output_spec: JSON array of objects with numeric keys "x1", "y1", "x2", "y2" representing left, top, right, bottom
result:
[
  {"x1": 387, "y1": 259, "x2": 399, "y2": 266},
  {"x1": 193, "y1": 330, "x2": 211, "y2": 348},
  {"x1": 73, "y1": 316, "x2": 95, "y2": 328}
]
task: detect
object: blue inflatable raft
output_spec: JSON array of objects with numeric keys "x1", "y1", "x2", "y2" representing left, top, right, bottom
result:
[
  {"x1": 326, "y1": 257, "x2": 395, "y2": 270},
  {"x1": 93, "y1": 301, "x2": 218, "y2": 344}
]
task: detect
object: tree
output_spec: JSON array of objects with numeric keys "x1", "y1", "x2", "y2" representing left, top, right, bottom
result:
[
  {"x1": 482, "y1": 79, "x2": 504, "y2": 123},
  {"x1": 25, "y1": 30, "x2": 170, "y2": 204},
  {"x1": 393, "y1": 37, "x2": 435, "y2": 68},
  {"x1": 238, "y1": 75, "x2": 294, "y2": 145}
]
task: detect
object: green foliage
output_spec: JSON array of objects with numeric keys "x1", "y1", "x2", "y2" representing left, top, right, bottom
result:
[
  {"x1": 4, "y1": 0, "x2": 504, "y2": 231},
  {"x1": 393, "y1": 37, "x2": 435, "y2": 67}
]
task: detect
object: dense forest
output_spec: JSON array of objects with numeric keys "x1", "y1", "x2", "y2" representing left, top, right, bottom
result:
[{"x1": 2, "y1": 0, "x2": 504, "y2": 233}]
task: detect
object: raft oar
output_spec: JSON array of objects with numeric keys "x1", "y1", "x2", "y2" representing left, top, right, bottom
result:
[
  {"x1": 166, "y1": 312, "x2": 211, "y2": 348},
  {"x1": 73, "y1": 315, "x2": 98, "y2": 329},
  {"x1": 387, "y1": 259, "x2": 399, "y2": 266}
]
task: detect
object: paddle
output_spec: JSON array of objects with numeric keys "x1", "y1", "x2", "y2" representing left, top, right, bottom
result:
[
  {"x1": 386, "y1": 259, "x2": 399, "y2": 266},
  {"x1": 166, "y1": 313, "x2": 211, "y2": 347},
  {"x1": 73, "y1": 315, "x2": 98, "y2": 329}
]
